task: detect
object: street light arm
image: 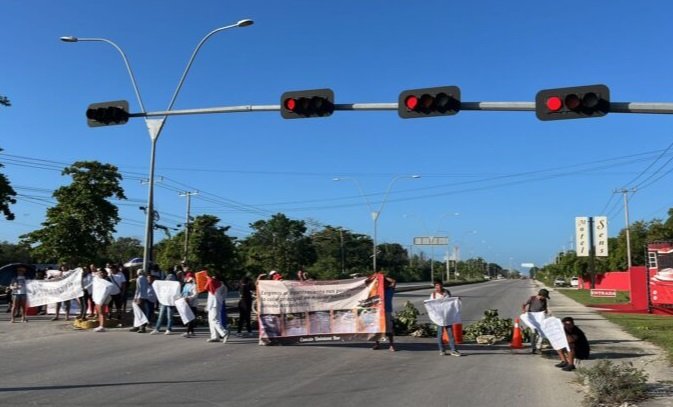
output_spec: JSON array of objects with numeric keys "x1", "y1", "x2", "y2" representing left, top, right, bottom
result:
[
  {"x1": 165, "y1": 20, "x2": 252, "y2": 113},
  {"x1": 333, "y1": 177, "x2": 374, "y2": 214},
  {"x1": 60, "y1": 37, "x2": 147, "y2": 113},
  {"x1": 376, "y1": 175, "x2": 420, "y2": 217}
]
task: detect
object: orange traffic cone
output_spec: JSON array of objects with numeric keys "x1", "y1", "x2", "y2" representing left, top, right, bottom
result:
[
  {"x1": 452, "y1": 323, "x2": 463, "y2": 344},
  {"x1": 441, "y1": 327, "x2": 449, "y2": 345},
  {"x1": 510, "y1": 318, "x2": 523, "y2": 349}
]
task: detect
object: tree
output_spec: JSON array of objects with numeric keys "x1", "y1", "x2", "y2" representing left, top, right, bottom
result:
[
  {"x1": 377, "y1": 243, "x2": 410, "y2": 277},
  {"x1": 21, "y1": 161, "x2": 125, "y2": 265},
  {"x1": 0, "y1": 241, "x2": 32, "y2": 265},
  {"x1": 155, "y1": 215, "x2": 239, "y2": 281},
  {"x1": 307, "y1": 226, "x2": 377, "y2": 279},
  {"x1": 239, "y1": 213, "x2": 316, "y2": 277},
  {"x1": 0, "y1": 148, "x2": 17, "y2": 221},
  {"x1": 106, "y1": 237, "x2": 143, "y2": 264}
]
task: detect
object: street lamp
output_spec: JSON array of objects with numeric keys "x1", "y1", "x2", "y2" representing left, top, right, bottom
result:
[
  {"x1": 333, "y1": 175, "x2": 420, "y2": 272},
  {"x1": 61, "y1": 19, "x2": 254, "y2": 274}
]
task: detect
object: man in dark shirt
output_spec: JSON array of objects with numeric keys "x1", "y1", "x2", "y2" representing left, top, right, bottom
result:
[
  {"x1": 522, "y1": 289, "x2": 549, "y2": 354},
  {"x1": 555, "y1": 317, "x2": 590, "y2": 371},
  {"x1": 371, "y1": 270, "x2": 397, "y2": 352}
]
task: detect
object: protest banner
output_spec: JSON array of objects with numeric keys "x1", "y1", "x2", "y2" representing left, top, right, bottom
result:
[
  {"x1": 519, "y1": 311, "x2": 546, "y2": 337},
  {"x1": 26, "y1": 269, "x2": 83, "y2": 307},
  {"x1": 423, "y1": 296, "x2": 462, "y2": 326},
  {"x1": 257, "y1": 274, "x2": 385, "y2": 345},
  {"x1": 195, "y1": 271, "x2": 208, "y2": 293},
  {"x1": 92, "y1": 276, "x2": 115, "y2": 305},
  {"x1": 541, "y1": 317, "x2": 570, "y2": 351},
  {"x1": 152, "y1": 280, "x2": 181, "y2": 306},
  {"x1": 132, "y1": 302, "x2": 149, "y2": 327},
  {"x1": 175, "y1": 297, "x2": 195, "y2": 324}
]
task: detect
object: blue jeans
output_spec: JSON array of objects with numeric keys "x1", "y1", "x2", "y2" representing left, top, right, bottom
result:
[
  {"x1": 154, "y1": 305, "x2": 173, "y2": 331},
  {"x1": 437, "y1": 325, "x2": 456, "y2": 352}
]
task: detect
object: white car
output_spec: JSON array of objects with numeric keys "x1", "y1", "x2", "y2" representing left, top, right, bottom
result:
[
  {"x1": 553, "y1": 278, "x2": 566, "y2": 287},
  {"x1": 570, "y1": 277, "x2": 579, "y2": 287}
]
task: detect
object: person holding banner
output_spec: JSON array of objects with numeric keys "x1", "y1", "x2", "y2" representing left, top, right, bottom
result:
[
  {"x1": 151, "y1": 271, "x2": 178, "y2": 335},
  {"x1": 181, "y1": 273, "x2": 199, "y2": 338},
  {"x1": 108, "y1": 264, "x2": 127, "y2": 321},
  {"x1": 555, "y1": 317, "x2": 590, "y2": 372},
  {"x1": 51, "y1": 266, "x2": 72, "y2": 322},
  {"x1": 130, "y1": 270, "x2": 152, "y2": 333},
  {"x1": 522, "y1": 289, "x2": 550, "y2": 354},
  {"x1": 9, "y1": 267, "x2": 28, "y2": 323},
  {"x1": 205, "y1": 274, "x2": 229, "y2": 343},
  {"x1": 371, "y1": 271, "x2": 396, "y2": 352},
  {"x1": 429, "y1": 280, "x2": 462, "y2": 357}
]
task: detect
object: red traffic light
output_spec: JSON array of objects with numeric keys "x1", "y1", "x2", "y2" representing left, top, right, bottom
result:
[
  {"x1": 280, "y1": 89, "x2": 334, "y2": 119},
  {"x1": 398, "y1": 86, "x2": 460, "y2": 119},
  {"x1": 535, "y1": 85, "x2": 609, "y2": 121},
  {"x1": 545, "y1": 96, "x2": 563, "y2": 112}
]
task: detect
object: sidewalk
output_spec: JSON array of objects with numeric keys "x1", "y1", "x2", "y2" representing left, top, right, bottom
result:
[{"x1": 541, "y1": 283, "x2": 673, "y2": 407}]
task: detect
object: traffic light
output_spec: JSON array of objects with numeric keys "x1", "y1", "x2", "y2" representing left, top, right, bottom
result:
[
  {"x1": 280, "y1": 89, "x2": 334, "y2": 119},
  {"x1": 398, "y1": 86, "x2": 460, "y2": 119},
  {"x1": 535, "y1": 85, "x2": 610, "y2": 121},
  {"x1": 86, "y1": 100, "x2": 130, "y2": 127}
]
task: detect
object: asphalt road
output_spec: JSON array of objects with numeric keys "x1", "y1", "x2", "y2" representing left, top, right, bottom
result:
[{"x1": 0, "y1": 279, "x2": 583, "y2": 407}]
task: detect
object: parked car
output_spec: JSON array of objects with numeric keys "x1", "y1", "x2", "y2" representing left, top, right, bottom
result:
[
  {"x1": 554, "y1": 278, "x2": 566, "y2": 287},
  {"x1": 570, "y1": 277, "x2": 579, "y2": 287}
]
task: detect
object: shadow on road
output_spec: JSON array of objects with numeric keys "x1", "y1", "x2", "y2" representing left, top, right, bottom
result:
[{"x1": 0, "y1": 379, "x2": 224, "y2": 393}]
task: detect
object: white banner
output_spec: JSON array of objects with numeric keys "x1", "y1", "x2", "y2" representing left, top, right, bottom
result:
[
  {"x1": 541, "y1": 317, "x2": 570, "y2": 351},
  {"x1": 575, "y1": 217, "x2": 590, "y2": 257},
  {"x1": 423, "y1": 296, "x2": 462, "y2": 326},
  {"x1": 26, "y1": 269, "x2": 83, "y2": 307},
  {"x1": 132, "y1": 302, "x2": 149, "y2": 327},
  {"x1": 152, "y1": 280, "x2": 181, "y2": 306},
  {"x1": 594, "y1": 216, "x2": 608, "y2": 257},
  {"x1": 92, "y1": 276, "x2": 115, "y2": 305},
  {"x1": 175, "y1": 297, "x2": 195, "y2": 324},
  {"x1": 520, "y1": 311, "x2": 547, "y2": 336}
]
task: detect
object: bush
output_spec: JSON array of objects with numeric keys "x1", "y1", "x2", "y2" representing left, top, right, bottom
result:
[
  {"x1": 392, "y1": 301, "x2": 436, "y2": 337},
  {"x1": 463, "y1": 309, "x2": 514, "y2": 341},
  {"x1": 576, "y1": 360, "x2": 649, "y2": 407}
]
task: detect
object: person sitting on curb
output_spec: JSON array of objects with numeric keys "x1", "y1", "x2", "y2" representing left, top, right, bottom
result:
[{"x1": 555, "y1": 317, "x2": 590, "y2": 372}]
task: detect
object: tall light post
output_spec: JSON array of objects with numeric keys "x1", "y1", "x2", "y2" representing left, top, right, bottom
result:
[
  {"x1": 60, "y1": 19, "x2": 254, "y2": 274},
  {"x1": 333, "y1": 175, "x2": 420, "y2": 272}
]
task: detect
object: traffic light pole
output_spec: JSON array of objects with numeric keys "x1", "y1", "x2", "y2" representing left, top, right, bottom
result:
[{"x1": 131, "y1": 101, "x2": 673, "y2": 118}]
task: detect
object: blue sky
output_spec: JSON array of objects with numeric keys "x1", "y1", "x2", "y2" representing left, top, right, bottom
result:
[{"x1": 2, "y1": 1, "x2": 673, "y2": 271}]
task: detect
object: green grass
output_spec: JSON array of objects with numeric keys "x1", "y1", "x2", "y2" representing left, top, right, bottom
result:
[
  {"x1": 556, "y1": 288, "x2": 630, "y2": 305},
  {"x1": 600, "y1": 313, "x2": 673, "y2": 364}
]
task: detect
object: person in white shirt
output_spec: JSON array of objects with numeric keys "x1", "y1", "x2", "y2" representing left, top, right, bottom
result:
[
  {"x1": 430, "y1": 279, "x2": 461, "y2": 357},
  {"x1": 204, "y1": 274, "x2": 229, "y2": 343}
]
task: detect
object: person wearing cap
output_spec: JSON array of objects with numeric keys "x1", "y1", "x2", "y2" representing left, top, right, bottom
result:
[
  {"x1": 522, "y1": 288, "x2": 550, "y2": 354},
  {"x1": 181, "y1": 272, "x2": 199, "y2": 337}
]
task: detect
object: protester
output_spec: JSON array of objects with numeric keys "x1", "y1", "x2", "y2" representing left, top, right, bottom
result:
[
  {"x1": 9, "y1": 266, "x2": 28, "y2": 323},
  {"x1": 181, "y1": 272, "x2": 199, "y2": 338},
  {"x1": 78, "y1": 265, "x2": 94, "y2": 320},
  {"x1": 430, "y1": 279, "x2": 461, "y2": 357},
  {"x1": 92, "y1": 268, "x2": 112, "y2": 332},
  {"x1": 120, "y1": 266, "x2": 131, "y2": 314},
  {"x1": 51, "y1": 265, "x2": 72, "y2": 321},
  {"x1": 522, "y1": 288, "x2": 550, "y2": 354},
  {"x1": 555, "y1": 317, "x2": 590, "y2": 371},
  {"x1": 151, "y1": 271, "x2": 177, "y2": 335},
  {"x1": 371, "y1": 270, "x2": 397, "y2": 352},
  {"x1": 108, "y1": 264, "x2": 127, "y2": 320},
  {"x1": 130, "y1": 270, "x2": 152, "y2": 333},
  {"x1": 204, "y1": 273, "x2": 229, "y2": 343},
  {"x1": 237, "y1": 276, "x2": 254, "y2": 337}
]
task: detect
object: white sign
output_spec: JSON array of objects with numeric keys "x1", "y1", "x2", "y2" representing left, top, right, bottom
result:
[
  {"x1": 521, "y1": 263, "x2": 535, "y2": 268},
  {"x1": 26, "y1": 269, "x2": 84, "y2": 307},
  {"x1": 175, "y1": 297, "x2": 195, "y2": 324},
  {"x1": 152, "y1": 280, "x2": 181, "y2": 306},
  {"x1": 520, "y1": 311, "x2": 546, "y2": 336},
  {"x1": 541, "y1": 317, "x2": 570, "y2": 351},
  {"x1": 575, "y1": 217, "x2": 590, "y2": 257},
  {"x1": 594, "y1": 216, "x2": 608, "y2": 257},
  {"x1": 92, "y1": 276, "x2": 115, "y2": 305},
  {"x1": 414, "y1": 236, "x2": 449, "y2": 246},
  {"x1": 132, "y1": 302, "x2": 149, "y2": 327},
  {"x1": 423, "y1": 296, "x2": 462, "y2": 326}
]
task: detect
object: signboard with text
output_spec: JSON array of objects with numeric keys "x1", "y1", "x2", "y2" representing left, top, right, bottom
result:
[
  {"x1": 590, "y1": 289, "x2": 617, "y2": 297},
  {"x1": 413, "y1": 236, "x2": 449, "y2": 245}
]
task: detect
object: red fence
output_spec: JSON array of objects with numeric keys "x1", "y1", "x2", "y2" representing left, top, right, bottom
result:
[{"x1": 578, "y1": 271, "x2": 630, "y2": 290}]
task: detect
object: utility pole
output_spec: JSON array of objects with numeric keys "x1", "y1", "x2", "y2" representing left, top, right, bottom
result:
[
  {"x1": 615, "y1": 188, "x2": 637, "y2": 270},
  {"x1": 179, "y1": 191, "x2": 198, "y2": 262}
]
